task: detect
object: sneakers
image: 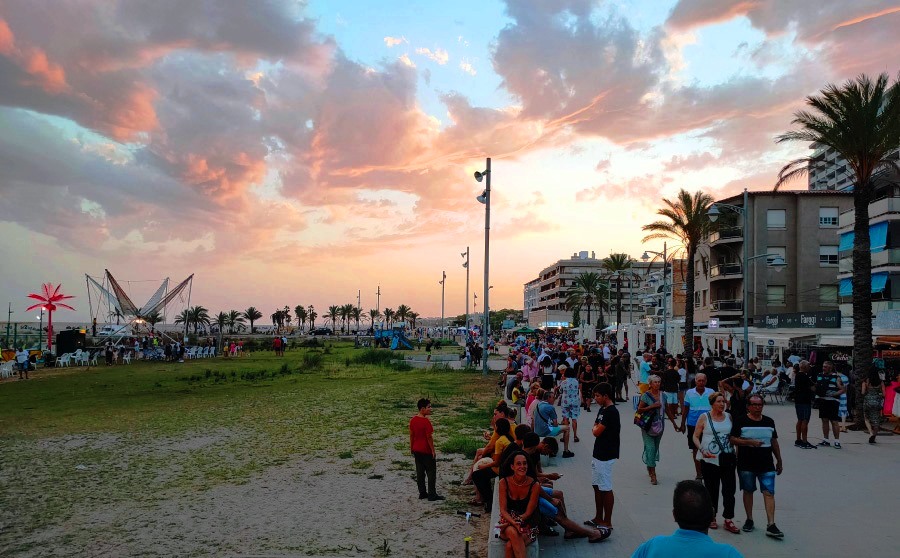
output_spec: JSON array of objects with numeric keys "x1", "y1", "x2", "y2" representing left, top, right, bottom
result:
[
  {"x1": 766, "y1": 523, "x2": 785, "y2": 539},
  {"x1": 793, "y1": 440, "x2": 804, "y2": 447},
  {"x1": 833, "y1": 442, "x2": 842, "y2": 449},
  {"x1": 742, "y1": 519, "x2": 755, "y2": 533},
  {"x1": 817, "y1": 440, "x2": 831, "y2": 447},
  {"x1": 418, "y1": 493, "x2": 429, "y2": 499},
  {"x1": 802, "y1": 441, "x2": 818, "y2": 449},
  {"x1": 427, "y1": 494, "x2": 445, "y2": 501},
  {"x1": 562, "y1": 450, "x2": 575, "y2": 458}
]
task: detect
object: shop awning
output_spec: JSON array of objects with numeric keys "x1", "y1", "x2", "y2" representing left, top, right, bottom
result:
[
  {"x1": 818, "y1": 335, "x2": 853, "y2": 346},
  {"x1": 839, "y1": 273, "x2": 889, "y2": 296},
  {"x1": 871, "y1": 221, "x2": 889, "y2": 253}
]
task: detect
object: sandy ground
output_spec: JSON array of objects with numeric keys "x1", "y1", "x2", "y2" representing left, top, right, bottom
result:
[{"x1": 1, "y1": 432, "x2": 492, "y2": 558}]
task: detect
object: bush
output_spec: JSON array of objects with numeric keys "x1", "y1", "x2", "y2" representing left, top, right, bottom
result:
[
  {"x1": 353, "y1": 349, "x2": 395, "y2": 366},
  {"x1": 440, "y1": 435, "x2": 481, "y2": 459},
  {"x1": 301, "y1": 352, "x2": 323, "y2": 370}
]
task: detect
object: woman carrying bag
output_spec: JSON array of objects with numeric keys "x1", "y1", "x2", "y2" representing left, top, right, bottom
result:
[
  {"x1": 692, "y1": 391, "x2": 740, "y2": 534},
  {"x1": 637, "y1": 375, "x2": 666, "y2": 485}
]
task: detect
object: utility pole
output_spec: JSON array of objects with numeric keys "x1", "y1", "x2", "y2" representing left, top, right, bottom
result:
[
  {"x1": 439, "y1": 271, "x2": 446, "y2": 339},
  {"x1": 376, "y1": 285, "x2": 381, "y2": 314},
  {"x1": 5, "y1": 303, "x2": 11, "y2": 348},
  {"x1": 357, "y1": 290, "x2": 361, "y2": 312},
  {"x1": 462, "y1": 247, "x2": 470, "y2": 332}
]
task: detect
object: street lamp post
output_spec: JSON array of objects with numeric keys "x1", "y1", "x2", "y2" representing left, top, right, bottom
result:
[
  {"x1": 475, "y1": 158, "x2": 491, "y2": 376},
  {"x1": 708, "y1": 189, "x2": 786, "y2": 362},
  {"x1": 642, "y1": 242, "x2": 668, "y2": 353},
  {"x1": 37, "y1": 307, "x2": 44, "y2": 350},
  {"x1": 462, "y1": 247, "x2": 470, "y2": 332},
  {"x1": 439, "y1": 271, "x2": 446, "y2": 339}
]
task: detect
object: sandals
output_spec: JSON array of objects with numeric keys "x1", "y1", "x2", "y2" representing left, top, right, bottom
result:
[
  {"x1": 724, "y1": 520, "x2": 741, "y2": 534},
  {"x1": 649, "y1": 474, "x2": 658, "y2": 485}
]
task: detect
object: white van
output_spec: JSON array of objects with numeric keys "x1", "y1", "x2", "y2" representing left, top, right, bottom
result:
[{"x1": 97, "y1": 324, "x2": 129, "y2": 337}]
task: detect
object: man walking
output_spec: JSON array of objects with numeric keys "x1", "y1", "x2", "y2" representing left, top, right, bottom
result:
[
  {"x1": 638, "y1": 352, "x2": 652, "y2": 394},
  {"x1": 814, "y1": 361, "x2": 845, "y2": 449},
  {"x1": 729, "y1": 394, "x2": 783, "y2": 538},
  {"x1": 793, "y1": 361, "x2": 817, "y2": 449},
  {"x1": 409, "y1": 398, "x2": 444, "y2": 501},
  {"x1": 631, "y1": 480, "x2": 743, "y2": 557},
  {"x1": 586, "y1": 383, "x2": 619, "y2": 536}
]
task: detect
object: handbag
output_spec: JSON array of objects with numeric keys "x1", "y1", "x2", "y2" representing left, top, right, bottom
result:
[
  {"x1": 705, "y1": 411, "x2": 734, "y2": 460},
  {"x1": 647, "y1": 394, "x2": 665, "y2": 437}
]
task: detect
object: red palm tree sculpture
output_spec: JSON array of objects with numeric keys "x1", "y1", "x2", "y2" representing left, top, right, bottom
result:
[{"x1": 26, "y1": 283, "x2": 75, "y2": 351}]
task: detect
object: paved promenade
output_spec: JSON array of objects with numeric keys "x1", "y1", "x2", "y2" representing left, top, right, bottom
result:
[{"x1": 534, "y1": 398, "x2": 898, "y2": 557}]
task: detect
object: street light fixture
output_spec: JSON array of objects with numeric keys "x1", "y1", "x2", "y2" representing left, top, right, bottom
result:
[
  {"x1": 474, "y1": 158, "x2": 491, "y2": 376},
  {"x1": 462, "y1": 248, "x2": 470, "y2": 332},
  {"x1": 707, "y1": 188, "x2": 788, "y2": 362}
]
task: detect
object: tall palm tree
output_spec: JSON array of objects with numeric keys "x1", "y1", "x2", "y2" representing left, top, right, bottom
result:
[
  {"x1": 395, "y1": 304, "x2": 411, "y2": 326},
  {"x1": 383, "y1": 307, "x2": 395, "y2": 329},
  {"x1": 327, "y1": 305, "x2": 340, "y2": 331},
  {"x1": 564, "y1": 272, "x2": 608, "y2": 330},
  {"x1": 643, "y1": 189, "x2": 714, "y2": 356},
  {"x1": 368, "y1": 309, "x2": 381, "y2": 329},
  {"x1": 227, "y1": 310, "x2": 245, "y2": 334},
  {"x1": 776, "y1": 72, "x2": 900, "y2": 425},
  {"x1": 174, "y1": 309, "x2": 190, "y2": 330},
  {"x1": 603, "y1": 253, "x2": 634, "y2": 328},
  {"x1": 215, "y1": 311, "x2": 228, "y2": 348},
  {"x1": 243, "y1": 307, "x2": 263, "y2": 333},
  {"x1": 307, "y1": 305, "x2": 317, "y2": 330},
  {"x1": 294, "y1": 305, "x2": 308, "y2": 332},
  {"x1": 188, "y1": 305, "x2": 211, "y2": 334},
  {"x1": 350, "y1": 306, "x2": 362, "y2": 332},
  {"x1": 340, "y1": 303, "x2": 354, "y2": 333},
  {"x1": 408, "y1": 311, "x2": 419, "y2": 330},
  {"x1": 283, "y1": 305, "x2": 292, "y2": 328},
  {"x1": 144, "y1": 310, "x2": 163, "y2": 332}
]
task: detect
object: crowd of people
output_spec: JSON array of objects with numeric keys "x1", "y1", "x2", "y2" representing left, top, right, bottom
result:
[{"x1": 411, "y1": 333, "x2": 900, "y2": 557}]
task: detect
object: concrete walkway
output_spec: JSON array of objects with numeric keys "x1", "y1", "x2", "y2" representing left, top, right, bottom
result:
[{"x1": 535, "y1": 396, "x2": 899, "y2": 557}]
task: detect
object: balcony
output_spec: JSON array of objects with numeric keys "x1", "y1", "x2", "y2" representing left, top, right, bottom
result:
[
  {"x1": 708, "y1": 227, "x2": 743, "y2": 245},
  {"x1": 709, "y1": 263, "x2": 743, "y2": 280},
  {"x1": 839, "y1": 196, "x2": 900, "y2": 228},
  {"x1": 711, "y1": 299, "x2": 743, "y2": 315}
]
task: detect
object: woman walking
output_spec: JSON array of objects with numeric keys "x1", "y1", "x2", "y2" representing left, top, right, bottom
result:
[
  {"x1": 692, "y1": 392, "x2": 739, "y2": 534},
  {"x1": 637, "y1": 375, "x2": 665, "y2": 485},
  {"x1": 579, "y1": 362, "x2": 597, "y2": 411},
  {"x1": 559, "y1": 367, "x2": 582, "y2": 442},
  {"x1": 862, "y1": 367, "x2": 885, "y2": 444}
]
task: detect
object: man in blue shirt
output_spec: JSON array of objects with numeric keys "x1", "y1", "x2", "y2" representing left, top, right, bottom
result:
[{"x1": 632, "y1": 480, "x2": 743, "y2": 557}]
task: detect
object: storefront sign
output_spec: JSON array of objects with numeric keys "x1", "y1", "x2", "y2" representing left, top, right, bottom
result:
[
  {"x1": 880, "y1": 350, "x2": 900, "y2": 359},
  {"x1": 759, "y1": 311, "x2": 841, "y2": 329},
  {"x1": 828, "y1": 351, "x2": 852, "y2": 362},
  {"x1": 708, "y1": 318, "x2": 719, "y2": 329}
]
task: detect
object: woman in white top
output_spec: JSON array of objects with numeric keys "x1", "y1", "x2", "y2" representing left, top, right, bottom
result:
[{"x1": 692, "y1": 391, "x2": 739, "y2": 534}]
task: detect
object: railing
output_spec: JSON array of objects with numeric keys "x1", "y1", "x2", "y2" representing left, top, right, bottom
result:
[
  {"x1": 711, "y1": 299, "x2": 743, "y2": 311},
  {"x1": 708, "y1": 227, "x2": 743, "y2": 243},
  {"x1": 839, "y1": 195, "x2": 900, "y2": 228},
  {"x1": 709, "y1": 263, "x2": 743, "y2": 278}
]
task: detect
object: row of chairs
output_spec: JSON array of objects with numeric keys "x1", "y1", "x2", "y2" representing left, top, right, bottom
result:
[
  {"x1": 184, "y1": 346, "x2": 217, "y2": 359},
  {"x1": 56, "y1": 349, "x2": 99, "y2": 367},
  {"x1": 0, "y1": 360, "x2": 17, "y2": 378}
]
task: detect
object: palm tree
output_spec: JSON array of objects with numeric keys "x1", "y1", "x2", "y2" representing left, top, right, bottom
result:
[
  {"x1": 327, "y1": 305, "x2": 340, "y2": 331},
  {"x1": 307, "y1": 305, "x2": 317, "y2": 330},
  {"x1": 144, "y1": 310, "x2": 163, "y2": 332},
  {"x1": 408, "y1": 311, "x2": 419, "y2": 330},
  {"x1": 383, "y1": 307, "x2": 395, "y2": 329},
  {"x1": 215, "y1": 311, "x2": 228, "y2": 348},
  {"x1": 340, "y1": 303, "x2": 354, "y2": 333},
  {"x1": 350, "y1": 306, "x2": 362, "y2": 332},
  {"x1": 26, "y1": 283, "x2": 75, "y2": 351},
  {"x1": 243, "y1": 307, "x2": 263, "y2": 333},
  {"x1": 109, "y1": 307, "x2": 124, "y2": 325},
  {"x1": 564, "y1": 272, "x2": 608, "y2": 330},
  {"x1": 294, "y1": 305, "x2": 308, "y2": 332},
  {"x1": 283, "y1": 305, "x2": 292, "y2": 329},
  {"x1": 227, "y1": 310, "x2": 245, "y2": 334},
  {"x1": 603, "y1": 253, "x2": 634, "y2": 328},
  {"x1": 174, "y1": 309, "x2": 190, "y2": 330},
  {"x1": 395, "y1": 304, "x2": 411, "y2": 326},
  {"x1": 643, "y1": 189, "x2": 714, "y2": 356},
  {"x1": 188, "y1": 305, "x2": 211, "y2": 334},
  {"x1": 776, "y1": 72, "x2": 900, "y2": 425},
  {"x1": 368, "y1": 309, "x2": 381, "y2": 329}
]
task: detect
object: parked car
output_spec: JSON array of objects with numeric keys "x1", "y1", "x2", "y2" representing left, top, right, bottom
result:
[
  {"x1": 311, "y1": 327, "x2": 333, "y2": 336},
  {"x1": 97, "y1": 324, "x2": 129, "y2": 337}
]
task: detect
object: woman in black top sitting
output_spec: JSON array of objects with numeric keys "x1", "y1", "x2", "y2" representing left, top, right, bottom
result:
[{"x1": 498, "y1": 451, "x2": 540, "y2": 557}]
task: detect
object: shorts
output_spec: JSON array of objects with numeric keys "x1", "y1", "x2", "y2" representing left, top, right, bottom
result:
[
  {"x1": 548, "y1": 426, "x2": 564, "y2": 437},
  {"x1": 795, "y1": 403, "x2": 812, "y2": 422},
  {"x1": 591, "y1": 458, "x2": 616, "y2": 491},
  {"x1": 663, "y1": 392, "x2": 678, "y2": 405},
  {"x1": 818, "y1": 399, "x2": 839, "y2": 421},
  {"x1": 538, "y1": 487, "x2": 558, "y2": 517},
  {"x1": 561, "y1": 405, "x2": 581, "y2": 420},
  {"x1": 738, "y1": 470, "x2": 776, "y2": 495},
  {"x1": 686, "y1": 425, "x2": 697, "y2": 450}
]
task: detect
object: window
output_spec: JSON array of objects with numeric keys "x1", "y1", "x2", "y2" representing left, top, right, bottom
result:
[
  {"x1": 766, "y1": 246, "x2": 786, "y2": 265},
  {"x1": 702, "y1": 289, "x2": 708, "y2": 307},
  {"x1": 819, "y1": 245, "x2": 839, "y2": 266},
  {"x1": 767, "y1": 286, "x2": 786, "y2": 306},
  {"x1": 767, "y1": 209, "x2": 786, "y2": 229},
  {"x1": 819, "y1": 285, "x2": 838, "y2": 306},
  {"x1": 694, "y1": 292, "x2": 701, "y2": 308},
  {"x1": 819, "y1": 207, "x2": 839, "y2": 227}
]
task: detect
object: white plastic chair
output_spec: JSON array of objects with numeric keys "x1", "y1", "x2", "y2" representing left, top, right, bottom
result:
[
  {"x1": 0, "y1": 361, "x2": 14, "y2": 378},
  {"x1": 89, "y1": 351, "x2": 99, "y2": 366},
  {"x1": 123, "y1": 351, "x2": 132, "y2": 364},
  {"x1": 56, "y1": 353, "x2": 72, "y2": 367}
]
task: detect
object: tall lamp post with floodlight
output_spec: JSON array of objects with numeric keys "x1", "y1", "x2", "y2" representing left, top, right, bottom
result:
[
  {"x1": 641, "y1": 242, "x2": 669, "y2": 353},
  {"x1": 708, "y1": 189, "x2": 787, "y2": 361},
  {"x1": 475, "y1": 158, "x2": 491, "y2": 376},
  {"x1": 462, "y1": 248, "x2": 470, "y2": 333},
  {"x1": 439, "y1": 271, "x2": 446, "y2": 339}
]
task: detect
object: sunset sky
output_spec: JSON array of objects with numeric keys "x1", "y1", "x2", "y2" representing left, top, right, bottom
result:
[{"x1": 1, "y1": 0, "x2": 898, "y2": 323}]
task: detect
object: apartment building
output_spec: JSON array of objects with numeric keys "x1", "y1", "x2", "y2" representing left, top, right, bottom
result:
[
  {"x1": 523, "y1": 250, "x2": 685, "y2": 329},
  {"x1": 693, "y1": 190, "x2": 853, "y2": 332},
  {"x1": 808, "y1": 143, "x2": 899, "y2": 191}
]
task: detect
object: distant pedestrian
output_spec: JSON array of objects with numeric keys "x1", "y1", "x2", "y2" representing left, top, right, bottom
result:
[
  {"x1": 814, "y1": 361, "x2": 845, "y2": 448},
  {"x1": 630, "y1": 480, "x2": 743, "y2": 557},
  {"x1": 638, "y1": 375, "x2": 666, "y2": 486},
  {"x1": 862, "y1": 367, "x2": 885, "y2": 444},
  {"x1": 15, "y1": 347, "x2": 29, "y2": 379},
  {"x1": 409, "y1": 398, "x2": 443, "y2": 501},
  {"x1": 792, "y1": 361, "x2": 816, "y2": 448}
]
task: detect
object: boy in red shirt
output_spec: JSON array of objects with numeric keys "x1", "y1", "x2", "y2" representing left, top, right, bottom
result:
[{"x1": 410, "y1": 398, "x2": 444, "y2": 501}]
